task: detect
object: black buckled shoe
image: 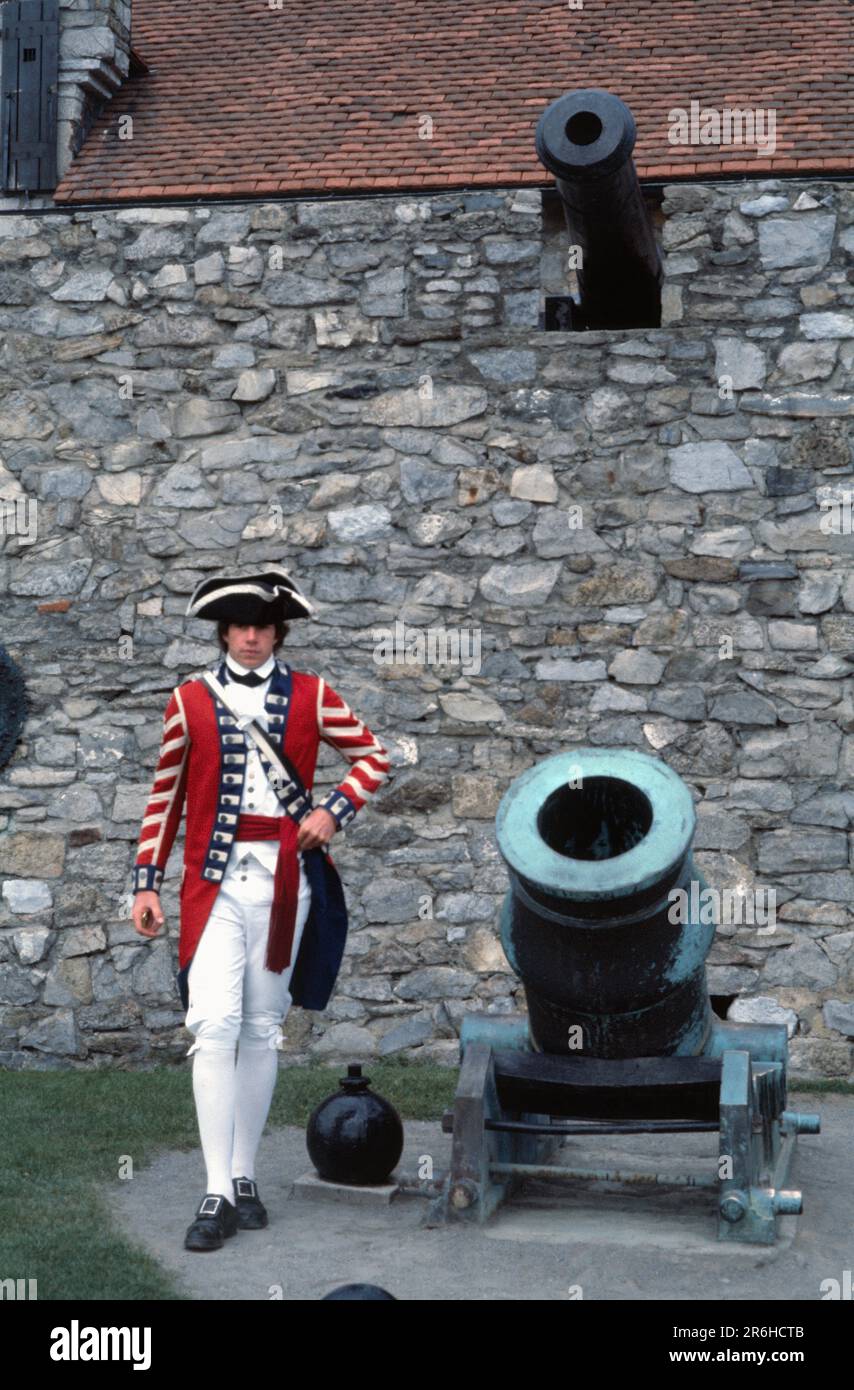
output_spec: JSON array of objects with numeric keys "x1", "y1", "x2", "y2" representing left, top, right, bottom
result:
[
  {"x1": 184, "y1": 1193, "x2": 239, "y2": 1252},
  {"x1": 232, "y1": 1176, "x2": 269, "y2": 1230}
]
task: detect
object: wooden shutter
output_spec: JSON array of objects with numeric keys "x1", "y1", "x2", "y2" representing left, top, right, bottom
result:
[{"x1": 1, "y1": 0, "x2": 59, "y2": 192}]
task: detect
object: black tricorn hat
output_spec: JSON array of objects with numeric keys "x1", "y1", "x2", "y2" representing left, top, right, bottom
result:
[{"x1": 185, "y1": 565, "x2": 316, "y2": 625}]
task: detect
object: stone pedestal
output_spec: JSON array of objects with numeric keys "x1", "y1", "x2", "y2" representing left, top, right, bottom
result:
[{"x1": 291, "y1": 1172, "x2": 400, "y2": 1207}]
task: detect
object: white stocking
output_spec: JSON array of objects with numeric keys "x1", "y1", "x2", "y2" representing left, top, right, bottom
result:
[
  {"x1": 230, "y1": 1038, "x2": 280, "y2": 1181},
  {"x1": 191, "y1": 1043, "x2": 237, "y2": 1201}
]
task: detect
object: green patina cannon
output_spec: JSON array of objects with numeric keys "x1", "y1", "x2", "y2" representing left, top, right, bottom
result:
[{"x1": 435, "y1": 750, "x2": 819, "y2": 1245}]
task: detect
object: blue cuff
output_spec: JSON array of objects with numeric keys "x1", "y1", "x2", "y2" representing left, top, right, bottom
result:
[
  {"x1": 316, "y1": 789, "x2": 358, "y2": 829},
  {"x1": 134, "y1": 864, "x2": 164, "y2": 893}
]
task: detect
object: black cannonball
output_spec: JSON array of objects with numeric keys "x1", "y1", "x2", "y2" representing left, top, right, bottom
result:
[
  {"x1": 307, "y1": 1063, "x2": 404, "y2": 1185},
  {"x1": 322, "y1": 1283, "x2": 397, "y2": 1300}
]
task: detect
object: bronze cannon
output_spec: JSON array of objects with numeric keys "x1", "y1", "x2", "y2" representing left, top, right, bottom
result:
[{"x1": 434, "y1": 750, "x2": 819, "y2": 1244}]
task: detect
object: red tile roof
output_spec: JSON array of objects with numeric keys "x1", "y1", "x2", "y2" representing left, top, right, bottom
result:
[{"x1": 54, "y1": 0, "x2": 854, "y2": 203}]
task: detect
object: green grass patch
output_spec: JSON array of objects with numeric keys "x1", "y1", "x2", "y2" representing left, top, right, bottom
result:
[
  {"x1": 789, "y1": 1077, "x2": 854, "y2": 1095},
  {"x1": 268, "y1": 1054, "x2": 457, "y2": 1127},
  {"x1": 0, "y1": 1059, "x2": 456, "y2": 1300}
]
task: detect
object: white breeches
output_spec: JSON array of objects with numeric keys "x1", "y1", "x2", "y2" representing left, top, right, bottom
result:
[{"x1": 184, "y1": 849, "x2": 313, "y2": 1056}]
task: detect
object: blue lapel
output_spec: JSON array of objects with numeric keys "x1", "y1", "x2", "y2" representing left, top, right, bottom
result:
[{"x1": 199, "y1": 659, "x2": 304, "y2": 885}]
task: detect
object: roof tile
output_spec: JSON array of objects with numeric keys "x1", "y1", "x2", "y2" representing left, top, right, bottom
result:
[{"x1": 53, "y1": 0, "x2": 854, "y2": 203}]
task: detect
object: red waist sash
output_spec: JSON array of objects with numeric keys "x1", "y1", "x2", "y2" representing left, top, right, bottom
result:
[{"x1": 234, "y1": 813, "x2": 300, "y2": 973}]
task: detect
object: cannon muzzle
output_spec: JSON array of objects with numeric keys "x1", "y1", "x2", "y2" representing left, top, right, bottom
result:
[
  {"x1": 535, "y1": 88, "x2": 663, "y2": 329},
  {"x1": 496, "y1": 749, "x2": 713, "y2": 1057}
]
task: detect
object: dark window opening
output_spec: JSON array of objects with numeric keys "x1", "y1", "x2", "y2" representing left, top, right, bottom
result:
[
  {"x1": 540, "y1": 186, "x2": 665, "y2": 331},
  {"x1": 543, "y1": 297, "x2": 576, "y2": 332},
  {"x1": 710, "y1": 994, "x2": 738, "y2": 1021}
]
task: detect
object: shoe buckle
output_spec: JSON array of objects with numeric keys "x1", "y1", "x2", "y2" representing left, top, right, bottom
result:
[
  {"x1": 199, "y1": 1195, "x2": 222, "y2": 1217},
  {"x1": 234, "y1": 1178, "x2": 255, "y2": 1198}
]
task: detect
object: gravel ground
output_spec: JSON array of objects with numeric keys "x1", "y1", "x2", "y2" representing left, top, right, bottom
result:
[{"x1": 101, "y1": 1090, "x2": 851, "y2": 1301}]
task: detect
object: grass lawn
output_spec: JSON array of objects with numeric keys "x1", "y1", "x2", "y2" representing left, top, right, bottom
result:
[{"x1": 0, "y1": 1057, "x2": 456, "y2": 1301}]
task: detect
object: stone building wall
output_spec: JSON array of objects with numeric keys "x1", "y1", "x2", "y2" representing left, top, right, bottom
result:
[{"x1": 0, "y1": 177, "x2": 852, "y2": 1077}]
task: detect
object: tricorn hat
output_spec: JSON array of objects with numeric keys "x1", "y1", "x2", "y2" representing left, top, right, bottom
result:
[{"x1": 186, "y1": 565, "x2": 316, "y2": 625}]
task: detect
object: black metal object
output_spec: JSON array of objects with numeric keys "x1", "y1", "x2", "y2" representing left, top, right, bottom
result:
[
  {"x1": 493, "y1": 1049, "x2": 724, "y2": 1122},
  {"x1": 1, "y1": 0, "x2": 59, "y2": 193},
  {"x1": 306, "y1": 1063, "x2": 404, "y2": 1185},
  {"x1": 485, "y1": 1118, "x2": 720, "y2": 1136},
  {"x1": 441, "y1": 1111, "x2": 718, "y2": 1137},
  {"x1": 534, "y1": 88, "x2": 662, "y2": 329},
  {"x1": 322, "y1": 1284, "x2": 397, "y2": 1300}
]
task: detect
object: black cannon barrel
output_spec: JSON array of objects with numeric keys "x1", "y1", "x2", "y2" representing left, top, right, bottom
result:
[{"x1": 535, "y1": 88, "x2": 663, "y2": 329}]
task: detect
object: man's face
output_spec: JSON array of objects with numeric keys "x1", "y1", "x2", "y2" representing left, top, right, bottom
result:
[{"x1": 225, "y1": 623, "x2": 277, "y2": 667}]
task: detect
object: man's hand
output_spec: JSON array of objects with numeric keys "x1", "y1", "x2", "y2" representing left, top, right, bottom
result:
[
  {"x1": 133, "y1": 891, "x2": 165, "y2": 938},
  {"x1": 297, "y1": 807, "x2": 337, "y2": 851}
]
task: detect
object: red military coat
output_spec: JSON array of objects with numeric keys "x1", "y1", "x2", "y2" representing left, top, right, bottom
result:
[{"x1": 133, "y1": 659, "x2": 390, "y2": 998}]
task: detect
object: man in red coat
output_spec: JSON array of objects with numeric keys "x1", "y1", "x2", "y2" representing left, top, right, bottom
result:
[{"x1": 131, "y1": 566, "x2": 390, "y2": 1251}]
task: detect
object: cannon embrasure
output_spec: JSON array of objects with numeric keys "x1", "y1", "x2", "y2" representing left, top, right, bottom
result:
[
  {"x1": 535, "y1": 88, "x2": 663, "y2": 329},
  {"x1": 436, "y1": 750, "x2": 819, "y2": 1245}
]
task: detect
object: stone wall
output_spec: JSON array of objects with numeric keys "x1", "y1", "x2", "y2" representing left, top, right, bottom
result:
[{"x1": 0, "y1": 177, "x2": 852, "y2": 1077}]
